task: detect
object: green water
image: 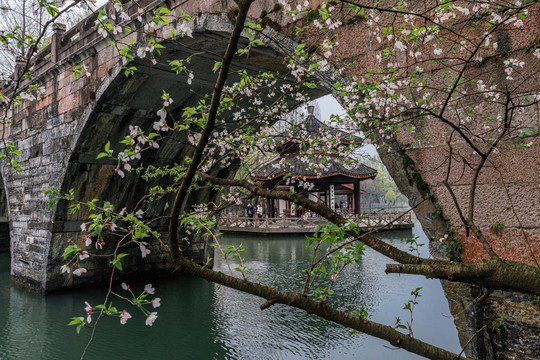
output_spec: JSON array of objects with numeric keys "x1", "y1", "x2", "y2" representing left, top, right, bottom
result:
[{"x1": 0, "y1": 224, "x2": 461, "y2": 359}]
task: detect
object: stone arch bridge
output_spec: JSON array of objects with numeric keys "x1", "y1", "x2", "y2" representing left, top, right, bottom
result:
[
  {"x1": 0, "y1": 0, "x2": 538, "y2": 298},
  {"x1": 1, "y1": 2, "x2": 540, "y2": 358},
  {"x1": 1, "y1": 0, "x2": 316, "y2": 291}
]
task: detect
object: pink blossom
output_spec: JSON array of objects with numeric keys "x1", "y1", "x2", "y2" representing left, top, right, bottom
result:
[
  {"x1": 115, "y1": 167, "x2": 125, "y2": 178},
  {"x1": 121, "y1": 282, "x2": 130, "y2": 290},
  {"x1": 79, "y1": 251, "x2": 89, "y2": 260},
  {"x1": 140, "y1": 243, "x2": 151, "y2": 258},
  {"x1": 178, "y1": 22, "x2": 192, "y2": 37},
  {"x1": 84, "y1": 301, "x2": 93, "y2": 312},
  {"x1": 97, "y1": 27, "x2": 107, "y2": 39},
  {"x1": 151, "y1": 298, "x2": 161, "y2": 308},
  {"x1": 80, "y1": 223, "x2": 87, "y2": 232},
  {"x1": 110, "y1": 223, "x2": 117, "y2": 232},
  {"x1": 84, "y1": 236, "x2": 92, "y2": 247},
  {"x1": 85, "y1": 301, "x2": 93, "y2": 323},
  {"x1": 144, "y1": 284, "x2": 155, "y2": 294},
  {"x1": 153, "y1": 119, "x2": 168, "y2": 132},
  {"x1": 129, "y1": 125, "x2": 138, "y2": 136},
  {"x1": 137, "y1": 47, "x2": 146, "y2": 59},
  {"x1": 394, "y1": 40, "x2": 406, "y2": 51},
  {"x1": 60, "y1": 264, "x2": 70, "y2": 274},
  {"x1": 120, "y1": 310, "x2": 132, "y2": 325},
  {"x1": 145, "y1": 312, "x2": 158, "y2": 326},
  {"x1": 73, "y1": 268, "x2": 87, "y2": 276},
  {"x1": 120, "y1": 11, "x2": 130, "y2": 21},
  {"x1": 157, "y1": 108, "x2": 167, "y2": 120}
]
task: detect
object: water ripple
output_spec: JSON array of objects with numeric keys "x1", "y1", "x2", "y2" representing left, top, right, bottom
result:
[{"x1": 0, "y1": 225, "x2": 460, "y2": 359}]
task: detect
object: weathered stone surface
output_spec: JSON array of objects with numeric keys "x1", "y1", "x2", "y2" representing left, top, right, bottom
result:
[
  {"x1": 328, "y1": 4, "x2": 540, "y2": 359},
  {"x1": 0, "y1": 1, "x2": 308, "y2": 292},
  {"x1": 485, "y1": 295, "x2": 540, "y2": 360}
]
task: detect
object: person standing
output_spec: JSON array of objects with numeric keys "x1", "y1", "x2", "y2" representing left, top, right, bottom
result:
[{"x1": 246, "y1": 203, "x2": 255, "y2": 225}]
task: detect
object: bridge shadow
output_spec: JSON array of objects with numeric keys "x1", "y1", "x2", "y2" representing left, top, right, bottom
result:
[{"x1": 0, "y1": 174, "x2": 9, "y2": 253}]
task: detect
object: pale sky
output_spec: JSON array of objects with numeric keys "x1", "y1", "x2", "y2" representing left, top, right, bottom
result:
[{"x1": 313, "y1": 95, "x2": 379, "y2": 158}]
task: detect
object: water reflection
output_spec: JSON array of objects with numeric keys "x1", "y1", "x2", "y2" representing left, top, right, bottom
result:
[
  {"x1": 210, "y1": 226, "x2": 460, "y2": 359},
  {"x1": 0, "y1": 223, "x2": 460, "y2": 359}
]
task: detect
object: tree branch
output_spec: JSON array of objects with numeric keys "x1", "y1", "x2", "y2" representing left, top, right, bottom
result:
[
  {"x1": 168, "y1": 0, "x2": 255, "y2": 260},
  {"x1": 175, "y1": 256, "x2": 471, "y2": 360},
  {"x1": 386, "y1": 259, "x2": 540, "y2": 295},
  {"x1": 202, "y1": 173, "x2": 540, "y2": 295}
]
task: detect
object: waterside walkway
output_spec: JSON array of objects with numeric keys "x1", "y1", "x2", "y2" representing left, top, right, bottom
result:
[{"x1": 218, "y1": 212, "x2": 413, "y2": 235}]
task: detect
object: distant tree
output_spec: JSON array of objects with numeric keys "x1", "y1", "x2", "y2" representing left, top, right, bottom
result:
[
  {"x1": 0, "y1": 0, "x2": 91, "y2": 77},
  {"x1": 384, "y1": 189, "x2": 397, "y2": 205}
]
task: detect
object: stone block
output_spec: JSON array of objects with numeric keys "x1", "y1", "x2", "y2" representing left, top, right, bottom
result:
[{"x1": 58, "y1": 92, "x2": 80, "y2": 115}]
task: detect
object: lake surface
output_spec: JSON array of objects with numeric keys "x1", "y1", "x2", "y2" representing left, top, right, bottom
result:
[{"x1": 0, "y1": 222, "x2": 461, "y2": 359}]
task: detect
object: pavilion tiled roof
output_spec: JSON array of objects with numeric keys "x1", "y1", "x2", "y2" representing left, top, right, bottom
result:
[
  {"x1": 251, "y1": 155, "x2": 377, "y2": 181},
  {"x1": 253, "y1": 112, "x2": 376, "y2": 182},
  {"x1": 272, "y1": 115, "x2": 362, "y2": 149}
]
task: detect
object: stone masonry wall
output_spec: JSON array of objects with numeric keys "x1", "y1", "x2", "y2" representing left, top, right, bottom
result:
[
  {"x1": 1, "y1": 0, "x2": 291, "y2": 291},
  {"x1": 5, "y1": 37, "x2": 123, "y2": 290},
  {"x1": 1, "y1": 0, "x2": 538, "y2": 357},
  {"x1": 293, "y1": 2, "x2": 540, "y2": 359}
]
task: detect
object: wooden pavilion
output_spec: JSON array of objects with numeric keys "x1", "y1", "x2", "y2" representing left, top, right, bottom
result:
[{"x1": 251, "y1": 106, "x2": 377, "y2": 218}]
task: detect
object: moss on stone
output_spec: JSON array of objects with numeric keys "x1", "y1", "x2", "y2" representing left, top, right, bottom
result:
[
  {"x1": 412, "y1": 171, "x2": 428, "y2": 191},
  {"x1": 260, "y1": 16, "x2": 282, "y2": 32},
  {"x1": 403, "y1": 153, "x2": 413, "y2": 169}
]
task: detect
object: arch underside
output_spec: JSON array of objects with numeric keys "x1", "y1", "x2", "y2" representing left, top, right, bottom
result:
[{"x1": 46, "y1": 31, "x2": 327, "y2": 290}]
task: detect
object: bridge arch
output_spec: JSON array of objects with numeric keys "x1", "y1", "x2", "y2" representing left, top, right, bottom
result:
[{"x1": 44, "y1": 18, "x2": 309, "y2": 290}]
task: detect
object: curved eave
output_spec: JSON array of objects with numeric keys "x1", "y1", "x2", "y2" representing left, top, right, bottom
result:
[
  {"x1": 274, "y1": 139, "x2": 362, "y2": 148},
  {"x1": 251, "y1": 172, "x2": 377, "y2": 182}
]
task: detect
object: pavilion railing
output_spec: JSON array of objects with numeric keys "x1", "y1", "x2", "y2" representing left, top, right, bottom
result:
[{"x1": 218, "y1": 211, "x2": 413, "y2": 231}]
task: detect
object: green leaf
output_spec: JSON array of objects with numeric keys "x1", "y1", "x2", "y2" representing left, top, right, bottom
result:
[
  {"x1": 251, "y1": 39, "x2": 264, "y2": 47},
  {"x1": 95, "y1": 224, "x2": 103, "y2": 238},
  {"x1": 68, "y1": 317, "x2": 84, "y2": 326},
  {"x1": 46, "y1": 5, "x2": 59, "y2": 17},
  {"x1": 157, "y1": 7, "x2": 171, "y2": 13},
  {"x1": 111, "y1": 259, "x2": 123, "y2": 271}
]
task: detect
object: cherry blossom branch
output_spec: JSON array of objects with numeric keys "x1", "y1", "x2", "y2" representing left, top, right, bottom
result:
[
  {"x1": 199, "y1": 172, "x2": 540, "y2": 295},
  {"x1": 168, "y1": 0, "x2": 255, "y2": 260}
]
